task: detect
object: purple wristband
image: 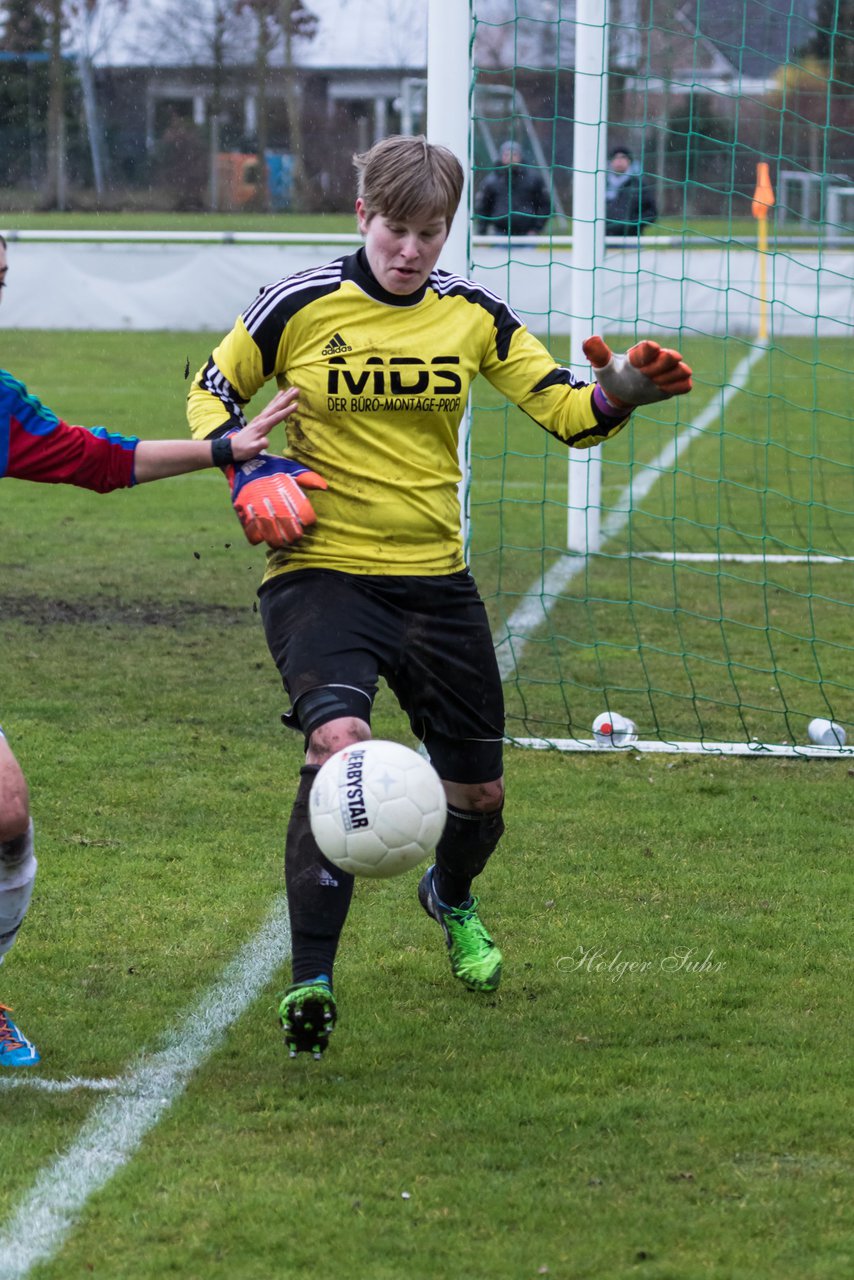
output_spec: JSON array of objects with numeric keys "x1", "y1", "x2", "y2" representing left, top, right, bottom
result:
[{"x1": 593, "y1": 383, "x2": 631, "y2": 418}]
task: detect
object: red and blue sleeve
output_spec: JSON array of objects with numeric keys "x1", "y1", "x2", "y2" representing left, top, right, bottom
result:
[{"x1": 1, "y1": 369, "x2": 139, "y2": 493}]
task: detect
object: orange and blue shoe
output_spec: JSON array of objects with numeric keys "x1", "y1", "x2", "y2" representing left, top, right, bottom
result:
[{"x1": 0, "y1": 1003, "x2": 40, "y2": 1067}]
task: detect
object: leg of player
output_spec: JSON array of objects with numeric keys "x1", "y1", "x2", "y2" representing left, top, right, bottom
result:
[
  {"x1": 418, "y1": 776, "x2": 505, "y2": 994},
  {"x1": 277, "y1": 715, "x2": 368, "y2": 1059},
  {"x1": 0, "y1": 732, "x2": 40, "y2": 1067}
]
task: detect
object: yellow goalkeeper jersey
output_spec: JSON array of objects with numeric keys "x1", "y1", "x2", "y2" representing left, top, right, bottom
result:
[{"x1": 188, "y1": 249, "x2": 629, "y2": 581}]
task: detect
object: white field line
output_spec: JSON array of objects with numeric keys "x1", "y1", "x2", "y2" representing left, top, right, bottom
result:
[
  {"x1": 625, "y1": 552, "x2": 853, "y2": 564},
  {"x1": 0, "y1": 896, "x2": 291, "y2": 1280},
  {"x1": 0, "y1": 1076, "x2": 120, "y2": 1093},
  {"x1": 494, "y1": 346, "x2": 769, "y2": 680}
]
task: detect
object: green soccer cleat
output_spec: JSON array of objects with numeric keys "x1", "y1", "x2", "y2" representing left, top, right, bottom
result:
[
  {"x1": 418, "y1": 866, "x2": 503, "y2": 993},
  {"x1": 278, "y1": 976, "x2": 337, "y2": 1059}
]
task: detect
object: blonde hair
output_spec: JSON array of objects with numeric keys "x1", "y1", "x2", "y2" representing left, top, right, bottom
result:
[{"x1": 353, "y1": 135, "x2": 464, "y2": 226}]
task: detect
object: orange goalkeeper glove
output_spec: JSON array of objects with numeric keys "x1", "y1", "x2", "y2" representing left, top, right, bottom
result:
[
  {"x1": 226, "y1": 452, "x2": 328, "y2": 547},
  {"x1": 583, "y1": 335, "x2": 693, "y2": 408}
]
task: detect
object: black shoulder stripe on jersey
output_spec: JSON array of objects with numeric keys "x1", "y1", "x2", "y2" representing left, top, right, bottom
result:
[
  {"x1": 565, "y1": 420, "x2": 623, "y2": 447},
  {"x1": 531, "y1": 368, "x2": 627, "y2": 436},
  {"x1": 520, "y1": 394, "x2": 626, "y2": 448},
  {"x1": 198, "y1": 356, "x2": 249, "y2": 426},
  {"x1": 531, "y1": 367, "x2": 584, "y2": 394},
  {"x1": 430, "y1": 271, "x2": 522, "y2": 362},
  {"x1": 242, "y1": 260, "x2": 347, "y2": 377},
  {"x1": 522, "y1": 408, "x2": 613, "y2": 450}
]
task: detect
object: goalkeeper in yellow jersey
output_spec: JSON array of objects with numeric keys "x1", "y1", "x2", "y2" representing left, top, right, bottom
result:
[{"x1": 188, "y1": 134, "x2": 692, "y2": 1059}]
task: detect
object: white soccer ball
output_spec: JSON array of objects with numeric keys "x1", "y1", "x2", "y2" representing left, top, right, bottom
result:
[{"x1": 309, "y1": 740, "x2": 448, "y2": 878}]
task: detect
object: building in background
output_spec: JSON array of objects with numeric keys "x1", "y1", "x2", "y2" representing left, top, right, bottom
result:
[
  {"x1": 91, "y1": 0, "x2": 429, "y2": 211},
  {"x1": 0, "y1": 0, "x2": 846, "y2": 217}
]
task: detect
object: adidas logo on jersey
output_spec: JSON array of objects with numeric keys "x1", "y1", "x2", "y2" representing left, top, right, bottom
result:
[{"x1": 321, "y1": 332, "x2": 352, "y2": 356}]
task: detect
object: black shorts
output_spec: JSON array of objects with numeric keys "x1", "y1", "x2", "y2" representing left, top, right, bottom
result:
[{"x1": 258, "y1": 569, "x2": 504, "y2": 784}]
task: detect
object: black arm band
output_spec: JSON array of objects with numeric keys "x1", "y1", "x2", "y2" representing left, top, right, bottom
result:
[{"x1": 211, "y1": 435, "x2": 235, "y2": 467}]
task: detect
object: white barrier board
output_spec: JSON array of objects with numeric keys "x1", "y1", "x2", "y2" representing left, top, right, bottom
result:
[{"x1": 1, "y1": 240, "x2": 851, "y2": 337}]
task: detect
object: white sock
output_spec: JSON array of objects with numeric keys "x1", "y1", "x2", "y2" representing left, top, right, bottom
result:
[{"x1": 0, "y1": 819, "x2": 36, "y2": 961}]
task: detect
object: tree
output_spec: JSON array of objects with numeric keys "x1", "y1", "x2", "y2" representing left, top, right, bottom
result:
[
  {"x1": 241, "y1": 0, "x2": 278, "y2": 209},
  {"x1": 0, "y1": 0, "x2": 50, "y2": 49},
  {"x1": 1, "y1": 0, "x2": 129, "y2": 207},
  {"x1": 235, "y1": 0, "x2": 317, "y2": 211},
  {"x1": 0, "y1": 0, "x2": 50, "y2": 188},
  {"x1": 45, "y1": 0, "x2": 67, "y2": 208},
  {"x1": 65, "y1": 0, "x2": 132, "y2": 196},
  {"x1": 0, "y1": 0, "x2": 68, "y2": 204},
  {"x1": 133, "y1": 0, "x2": 256, "y2": 211},
  {"x1": 797, "y1": 1, "x2": 854, "y2": 94},
  {"x1": 136, "y1": 0, "x2": 317, "y2": 211},
  {"x1": 473, "y1": 0, "x2": 576, "y2": 70},
  {"x1": 278, "y1": 0, "x2": 318, "y2": 211}
]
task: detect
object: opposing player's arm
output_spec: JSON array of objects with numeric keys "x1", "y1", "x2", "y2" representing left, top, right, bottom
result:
[
  {"x1": 217, "y1": 385, "x2": 328, "y2": 547},
  {"x1": 185, "y1": 310, "x2": 328, "y2": 548},
  {"x1": 134, "y1": 388, "x2": 299, "y2": 484}
]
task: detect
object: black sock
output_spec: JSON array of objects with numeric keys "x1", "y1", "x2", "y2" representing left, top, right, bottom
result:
[
  {"x1": 285, "y1": 766, "x2": 355, "y2": 985},
  {"x1": 432, "y1": 865, "x2": 473, "y2": 909},
  {"x1": 433, "y1": 806, "x2": 505, "y2": 909}
]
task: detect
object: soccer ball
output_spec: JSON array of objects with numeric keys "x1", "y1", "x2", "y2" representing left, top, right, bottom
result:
[{"x1": 309, "y1": 740, "x2": 447, "y2": 878}]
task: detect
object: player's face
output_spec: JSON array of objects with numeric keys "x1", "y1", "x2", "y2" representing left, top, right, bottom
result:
[
  {"x1": 356, "y1": 200, "x2": 449, "y2": 295},
  {"x1": 0, "y1": 242, "x2": 7, "y2": 304}
]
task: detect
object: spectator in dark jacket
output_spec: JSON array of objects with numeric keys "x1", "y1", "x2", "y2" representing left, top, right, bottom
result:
[
  {"x1": 605, "y1": 146, "x2": 658, "y2": 237},
  {"x1": 475, "y1": 140, "x2": 551, "y2": 237}
]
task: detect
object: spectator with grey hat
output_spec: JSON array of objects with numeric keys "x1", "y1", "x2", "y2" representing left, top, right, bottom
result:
[
  {"x1": 605, "y1": 145, "x2": 658, "y2": 237},
  {"x1": 475, "y1": 139, "x2": 551, "y2": 237}
]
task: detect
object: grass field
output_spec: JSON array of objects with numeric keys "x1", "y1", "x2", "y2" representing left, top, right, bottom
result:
[{"x1": 0, "y1": 332, "x2": 851, "y2": 1279}]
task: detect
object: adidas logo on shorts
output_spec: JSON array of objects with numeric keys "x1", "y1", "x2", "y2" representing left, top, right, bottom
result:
[{"x1": 321, "y1": 332, "x2": 352, "y2": 356}]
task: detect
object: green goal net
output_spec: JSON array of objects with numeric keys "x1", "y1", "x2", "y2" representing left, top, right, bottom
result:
[{"x1": 461, "y1": 0, "x2": 854, "y2": 757}]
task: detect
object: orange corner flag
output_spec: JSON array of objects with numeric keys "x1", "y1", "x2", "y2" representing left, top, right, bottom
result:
[{"x1": 752, "y1": 162, "x2": 775, "y2": 220}]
